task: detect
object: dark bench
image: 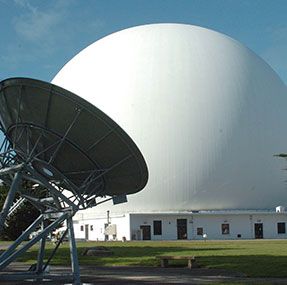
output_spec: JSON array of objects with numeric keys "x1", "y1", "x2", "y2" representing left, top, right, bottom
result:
[{"x1": 156, "y1": 256, "x2": 198, "y2": 269}]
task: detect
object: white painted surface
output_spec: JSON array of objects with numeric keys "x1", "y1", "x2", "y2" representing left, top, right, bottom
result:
[
  {"x1": 73, "y1": 211, "x2": 130, "y2": 241},
  {"x1": 53, "y1": 23, "x2": 287, "y2": 211},
  {"x1": 73, "y1": 211, "x2": 287, "y2": 241},
  {"x1": 276, "y1": 206, "x2": 285, "y2": 213},
  {"x1": 129, "y1": 211, "x2": 287, "y2": 240}
]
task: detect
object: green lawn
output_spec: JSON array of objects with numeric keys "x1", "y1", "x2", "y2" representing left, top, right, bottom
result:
[{"x1": 3, "y1": 239, "x2": 287, "y2": 278}]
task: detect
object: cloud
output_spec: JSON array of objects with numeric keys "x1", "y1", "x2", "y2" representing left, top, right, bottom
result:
[
  {"x1": 1, "y1": 0, "x2": 105, "y2": 80},
  {"x1": 12, "y1": 0, "x2": 67, "y2": 45},
  {"x1": 13, "y1": 0, "x2": 37, "y2": 11},
  {"x1": 11, "y1": 0, "x2": 105, "y2": 54}
]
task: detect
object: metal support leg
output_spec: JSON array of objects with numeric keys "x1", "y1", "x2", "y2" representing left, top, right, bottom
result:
[
  {"x1": 0, "y1": 213, "x2": 67, "y2": 270},
  {"x1": 42, "y1": 228, "x2": 69, "y2": 272},
  {"x1": 67, "y1": 216, "x2": 81, "y2": 285},
  {"x1": 36, "y1": 221, "x2": 46, "y2": 274},
  {"x1": 0, "y1": 215, "x2": 43, "y2": 263},
  {"x1": 0, "y1": 171, "x2": 22, "y2": 232}
]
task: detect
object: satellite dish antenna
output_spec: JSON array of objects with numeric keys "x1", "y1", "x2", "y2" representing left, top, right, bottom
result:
[{"x1": 0, "y1": 78, "x2": 148, "y2": 284}]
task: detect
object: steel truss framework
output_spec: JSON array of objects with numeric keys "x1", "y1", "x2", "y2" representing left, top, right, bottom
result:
[
  {"x1": 0, "y1": 121, "x2": 125, "y2": 284},
  {"x1": 0, "y1": 78, "x2": 148, "y2": 285}
]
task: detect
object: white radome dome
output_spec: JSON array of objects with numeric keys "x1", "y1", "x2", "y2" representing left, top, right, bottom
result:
[{"x1": 52, "y1": 23, "x2": 287, "y2": 212}]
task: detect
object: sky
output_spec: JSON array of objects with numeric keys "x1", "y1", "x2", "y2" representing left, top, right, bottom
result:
[
  {"x1": 0, "y1": 0, "x2": 287, "y2": 142},
  {"x1": 0, "y1": 0, "x2": 286, "y2": 84}
]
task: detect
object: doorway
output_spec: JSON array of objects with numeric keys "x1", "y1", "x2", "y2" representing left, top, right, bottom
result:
[
  {"x1": 140, "y1": 225, "x2": 151, "y2": 240},
  {"x1": 177, "y1": 219, "x2": 187, "y2": 239},
  {"x1": 254, "y1": 223, "x2": 263, "y2": 239},
  {"x1": 85, "y1": 224, "x2": 89, "y2": 240}
]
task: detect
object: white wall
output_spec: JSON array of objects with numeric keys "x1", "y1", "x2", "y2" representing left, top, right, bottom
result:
[
  {"x1": 73, "y1": 210, "x2": 287, "y2": 241},
  {"x1": 73, "y1": 212, "x2": 130, "y2": 241},
  {"x1": 192, "y1": 214, "x2": 252, "y2": 240},
  {"x1": 251, "y1": 213, "x2": 287, "y2": 239},
  {"x1": 129, "y1": 212, "x2": 287, "y2": 240}
]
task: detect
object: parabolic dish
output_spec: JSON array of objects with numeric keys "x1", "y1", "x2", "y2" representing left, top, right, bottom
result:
[{"x1": 0, "y1": 78, "x2": 148, "y2": 198}]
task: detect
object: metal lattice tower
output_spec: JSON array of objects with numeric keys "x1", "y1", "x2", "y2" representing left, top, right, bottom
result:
[{"x1": 0, "y1": 78, "x2": 148, "y2": 284}]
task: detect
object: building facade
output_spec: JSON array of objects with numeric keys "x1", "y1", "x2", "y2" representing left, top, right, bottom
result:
[{"x1": 73, "y1": 208, "x2": 287, "y2": 241}]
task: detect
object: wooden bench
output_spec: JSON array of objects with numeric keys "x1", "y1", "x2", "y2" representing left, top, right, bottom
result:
[{"x1": 156, "y1": 256, "x2": 198, "y2": 269}]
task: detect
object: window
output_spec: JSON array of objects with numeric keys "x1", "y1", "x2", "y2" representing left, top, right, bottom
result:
[
  {"x1": 153, "y1": 220, "x2": 162, "y2": 235},
  {"x1": 80, "y1": 225, "x2": 84, "y2": 231},
  {"x1": 277, "y1": 222, "x2": 286, "y2": 234},
  {"x1": 221, "y1": 223, "x2": 230, "y2": 235},
  {"x1": 197, "y1": 227, "x2": 203, "y2": 236}
]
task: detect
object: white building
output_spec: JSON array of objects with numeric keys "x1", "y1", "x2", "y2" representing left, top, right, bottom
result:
[
  {"x1": 73, "y1": 207, "x2": 287, "y2": 241},
  {"x1": 52, "y1": 24, "x2": 287, "y2": 240}
]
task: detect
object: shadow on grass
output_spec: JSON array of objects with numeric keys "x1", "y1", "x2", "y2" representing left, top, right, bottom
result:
[
  {"x1": 11, "y1": 243, "x2": 287, "y2": 278},
  {"x1": 15, "y1": 245, "x2": 238, "y2": 265}
]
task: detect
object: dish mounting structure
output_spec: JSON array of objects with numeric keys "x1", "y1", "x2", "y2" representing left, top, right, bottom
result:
[{"x1": 0, "y1": 78, "x2": 148, "y2": 284}]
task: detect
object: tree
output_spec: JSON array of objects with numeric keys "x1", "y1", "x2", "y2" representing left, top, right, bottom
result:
[
  {"x1": 0, "y1": 183, "x2": 40, "y2": 240},
  {"x1": 3, "y1": 203, "x2": 40, "y2": 240}
]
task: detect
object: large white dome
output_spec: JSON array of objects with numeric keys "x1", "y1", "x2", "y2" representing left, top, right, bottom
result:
[{"x1": 52, "y1": 23, "x2": 287, "y2": 212}]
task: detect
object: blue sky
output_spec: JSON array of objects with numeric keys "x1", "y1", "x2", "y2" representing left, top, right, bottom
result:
[
  {"x1": 0, "y1": 0, "x2": 286, "y2": 143},
  {"x1": 0, "y1": 0, "x2": 286, "y2": 84}
]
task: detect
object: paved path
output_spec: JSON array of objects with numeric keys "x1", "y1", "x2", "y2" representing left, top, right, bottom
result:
[{"x1": 0, "y1": 263, "x2": 287, "y2": 284}]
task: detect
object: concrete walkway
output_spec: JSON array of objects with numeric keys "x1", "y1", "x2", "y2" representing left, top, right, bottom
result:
[{"x1": 0, "y1": 263, "x2": 287, "y2": 284}]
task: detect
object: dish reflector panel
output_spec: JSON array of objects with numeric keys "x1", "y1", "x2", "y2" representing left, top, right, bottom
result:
[{"x1": 0, "y1": 78, "x2": 148, "y2": 198}]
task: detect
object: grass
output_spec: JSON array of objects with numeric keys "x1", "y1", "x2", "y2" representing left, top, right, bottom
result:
[{"x1": 3, "y1": 239, "x2": 287, "y2": 278}]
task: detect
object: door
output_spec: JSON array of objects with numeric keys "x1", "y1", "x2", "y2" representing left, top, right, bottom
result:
[
  {"x1": 177, "y1": 219, "x2": 187, "y2": 239},
  {"x1": 140, "y1": 225, "x2": 151, "y2": 240},
  {"x1": 104, "y1": 223, "x2": 109, "y2": 241},
  {"x1": 85, "y1": 224, "x2": 89, "y2": 240},
  {"x1": 254, "y1": 223, "x2": 263, "y2": 239}
]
